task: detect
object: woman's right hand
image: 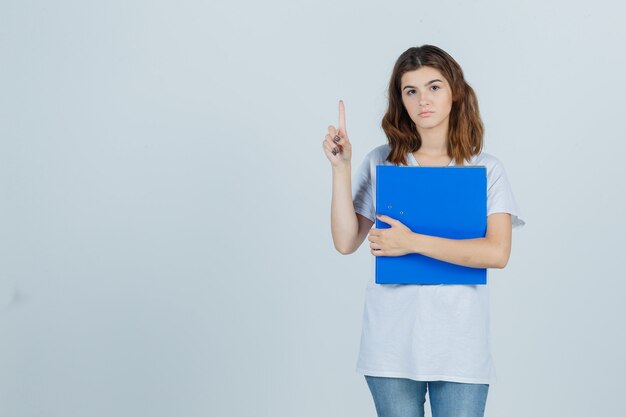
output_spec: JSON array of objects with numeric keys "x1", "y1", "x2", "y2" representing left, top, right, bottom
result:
[{"x1": 322, "y1": 99, "x2": 352, "y2": 167}]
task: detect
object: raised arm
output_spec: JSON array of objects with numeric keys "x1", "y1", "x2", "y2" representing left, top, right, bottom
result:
[{"x1": 323, "y1": 100, "x2": 372, "y2": 254}]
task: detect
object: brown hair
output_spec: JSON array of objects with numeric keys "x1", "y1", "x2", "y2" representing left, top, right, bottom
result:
[{"x1": 382, "y1": 45, "x2": 484, "y2": 166}]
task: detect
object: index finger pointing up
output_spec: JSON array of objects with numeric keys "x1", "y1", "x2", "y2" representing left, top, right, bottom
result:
[{"x1": 338, "y1": 100, "x2": 346, "y2": 134}]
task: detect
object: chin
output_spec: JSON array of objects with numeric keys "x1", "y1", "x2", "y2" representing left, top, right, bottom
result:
[{"x1": 416, "y1": 120, "x2": 440, "y2": 128}]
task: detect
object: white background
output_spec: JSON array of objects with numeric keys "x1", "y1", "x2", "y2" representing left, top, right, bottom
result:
[{"x1": 1, "y1": 0, "x2": 625, "y2": 416}]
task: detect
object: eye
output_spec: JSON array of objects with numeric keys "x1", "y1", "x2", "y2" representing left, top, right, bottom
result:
[
  {"x1": 431, "y1": 85, "x2": 441, "y2": 91},
  {"x1": 407, "y1": 89, "x2": 416, "y2": 96}
]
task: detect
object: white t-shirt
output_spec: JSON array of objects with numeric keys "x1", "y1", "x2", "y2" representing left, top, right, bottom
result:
[{"x1": 352, "y1": 144, "x2": 526, "y2": 384}]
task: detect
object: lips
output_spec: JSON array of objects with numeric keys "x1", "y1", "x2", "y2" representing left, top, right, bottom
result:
[{"x1": 419, "y1": 111, "x2": 433, "y2": 117}]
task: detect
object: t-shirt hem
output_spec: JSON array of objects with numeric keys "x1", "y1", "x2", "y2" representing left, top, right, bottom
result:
[
  {"x1": 354, "y1": 206, "x2": 375, "y2": 222},
  {"x1": 355, "y1": 367, "x2": 495, "y2": 385},
  {"x1": 487, "y1": 208, "x2": 526, "y2": 229}
]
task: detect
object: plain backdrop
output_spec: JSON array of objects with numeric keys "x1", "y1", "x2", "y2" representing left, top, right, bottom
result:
[{"x1": 1, "y1": 0, "x2": 625, "y2": 416}]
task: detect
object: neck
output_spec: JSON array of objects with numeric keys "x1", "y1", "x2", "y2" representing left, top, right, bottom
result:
[{"x1": 416, "y1": 125, "x2": 449, "y2": 156}]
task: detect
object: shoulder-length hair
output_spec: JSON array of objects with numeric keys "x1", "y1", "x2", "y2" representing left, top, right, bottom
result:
[{"x1": 382, "y1": 45, "x2": 484, "y2": 166}]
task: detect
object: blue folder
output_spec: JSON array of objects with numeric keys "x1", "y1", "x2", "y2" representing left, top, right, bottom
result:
[{"x1": 375, "y1": 165, "x2": 487, "y2": 285}]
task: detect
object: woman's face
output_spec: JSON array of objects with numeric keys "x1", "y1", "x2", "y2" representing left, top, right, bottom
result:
[{"x1": 400, "y1": 66, "x2": 453, "y2": 135}]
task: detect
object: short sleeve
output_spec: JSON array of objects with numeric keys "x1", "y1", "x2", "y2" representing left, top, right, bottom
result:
[
  {"x1": 487, "y1": 159, "x2": 526, "y2": 230},
  {"x1": 352, "y1": 153, "x2": 376, "y2": 222}
]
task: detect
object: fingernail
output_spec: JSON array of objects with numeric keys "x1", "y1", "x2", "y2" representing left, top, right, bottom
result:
[
  {"x1": 332, "y1": 148, "x2": 338, "y2": 156},
  {"x1": 334, "y1": 136, "x2": 340, "y2": 143}
]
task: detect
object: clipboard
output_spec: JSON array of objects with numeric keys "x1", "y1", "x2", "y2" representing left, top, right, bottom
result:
[{"x1": 375, "y1": 165, "x2": 487, "y2": 285}]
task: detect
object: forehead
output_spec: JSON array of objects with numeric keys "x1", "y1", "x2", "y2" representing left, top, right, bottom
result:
[{"x1": 400, "y1": 66, "x2": 447, "y2": 86}]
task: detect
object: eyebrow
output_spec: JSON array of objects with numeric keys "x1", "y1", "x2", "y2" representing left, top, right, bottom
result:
[{"x1": 402, "y1": 79, "x2": 443, "y2": 90}]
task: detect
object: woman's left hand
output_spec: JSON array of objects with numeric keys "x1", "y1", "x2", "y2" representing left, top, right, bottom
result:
[{"x1": 368, "y1": 214, "x2": 416, "y2": 257}]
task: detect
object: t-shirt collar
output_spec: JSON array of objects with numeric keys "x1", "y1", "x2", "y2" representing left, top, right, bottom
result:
[{"x1": 407, "y1": 152, "x2": 455, "y2": 167}]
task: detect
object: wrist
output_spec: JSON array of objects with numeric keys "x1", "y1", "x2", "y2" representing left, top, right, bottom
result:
[
  {"x1": 332, "y1": 161, "x2": 351, "y2": 173},
  {"x1": 410, "y1": 232, "x2": 425, "y2": 254}
]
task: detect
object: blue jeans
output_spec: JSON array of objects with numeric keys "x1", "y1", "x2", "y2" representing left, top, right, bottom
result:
[{"x1": 365, "y1": 375, "x2": 489, "y2": 417}]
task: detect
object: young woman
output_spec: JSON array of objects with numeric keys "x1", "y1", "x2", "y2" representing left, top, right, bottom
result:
[{"x1": 322, "y1": 45, "x2": 525, "y2": 417}]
